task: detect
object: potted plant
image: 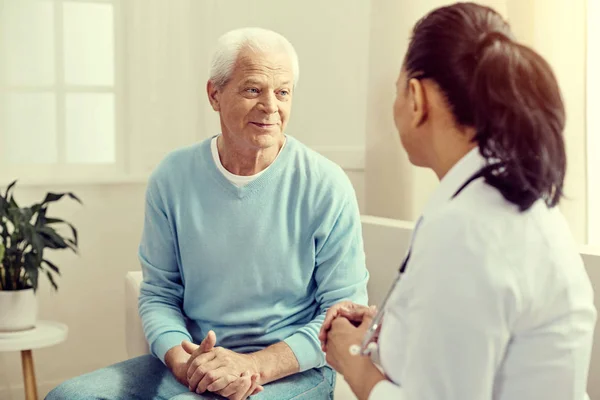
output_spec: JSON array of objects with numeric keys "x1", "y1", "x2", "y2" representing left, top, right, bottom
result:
[{"x1": 0, "y1": 180, "x2": 81, "y2": 332}]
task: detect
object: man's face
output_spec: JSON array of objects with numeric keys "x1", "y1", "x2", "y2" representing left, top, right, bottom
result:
[{"x1": 208, "y1": 48, "x2": 294, "y2": 150}]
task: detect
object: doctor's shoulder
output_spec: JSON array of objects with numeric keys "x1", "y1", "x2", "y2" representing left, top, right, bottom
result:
[{"x1": 426, "y1": 180, "x2": 526, "y2": 240}]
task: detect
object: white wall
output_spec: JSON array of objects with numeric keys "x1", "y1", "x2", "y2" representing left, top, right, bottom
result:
[
  {"x1": 123, "y1": 0, "x2": 368, "y2": 203},
  {"x1": 0, "y1": 0, "x2": 595, "y2": 397},
  {"x1": 582, "y1": 249, "x2": 600, "y2": 399},
  {"x1": 588, "y1": 0, "x2": 600, "y2": 246},
  {"x1": 0, "y1": 1, "x2": 369, "y2": 397},
  {"x1": 0, "y1": 184, "x2": 147, "y2": 399},
  {"x1": 196, "y1": 0, "x2": 370, "y2": 205},
  {"x1": 506, "y1": 0, "x2": 588, "y2": 244},
  {"x1": 124, "y1": 0, "x2": 368, "y2": 186},
  {"x1": 365, "y1": 0, "x2": 589, "y2": 244},
  {"x1": 364, "y1": 0, "x2": 507, "y2": 221}
]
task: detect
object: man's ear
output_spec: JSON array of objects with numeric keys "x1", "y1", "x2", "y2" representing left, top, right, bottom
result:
[
  {"x1": 207, "y1": 80, "x2": 221, "y2": 112},
  {"x1": 408, "y1": 78, "x2": 427, "y2": 128}
]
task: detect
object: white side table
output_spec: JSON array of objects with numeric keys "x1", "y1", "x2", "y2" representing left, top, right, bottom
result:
[{"x1": 0, "y1": 321, "x2": 68, "y2": 400}]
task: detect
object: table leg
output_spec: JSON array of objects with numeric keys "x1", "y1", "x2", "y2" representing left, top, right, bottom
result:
[{"x1": 21, "y1": 350, "x2": 38, "y2": 400}]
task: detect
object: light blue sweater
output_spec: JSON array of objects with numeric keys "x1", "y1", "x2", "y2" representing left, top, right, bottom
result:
[{"x1": 138, "y1": 135, "x2": 369, "y2": 372}]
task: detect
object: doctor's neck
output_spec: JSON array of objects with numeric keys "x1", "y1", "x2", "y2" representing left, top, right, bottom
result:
[{"x1": 429, "y1": 125, "x2": 478, "y2": 180}]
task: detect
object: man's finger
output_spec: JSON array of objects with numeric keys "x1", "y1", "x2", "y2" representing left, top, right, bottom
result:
[
  {"x1": 186, "y1": 330, "x2": 217, "y2": 361},
  {"x1": 187, "y1": 354, "x2": 220, "y2": 389},
  {"x1": 181, "y1": 340, "x2": 199, "y2": 355},
  {"x1": 248, "y1": 373, "x2": 264, "y2": 397},
  {"x1": 194, "y1": 366, "x2": 227, "y2": 394},
  {"x1": 199, "y1": 330, "x2": 217, "y2": 353},
  {"x1": 220, "y1": 372, "x2": 250, "y2": 400},
  {"x1": 187, "y1": 350, "x2": 217, "y2": 379},
  {"x1": 252, "y1": 384, "x2": 264, "y2": 396},
  {"x1": 183, "y1": 331, "x2": 218, "y2": 373},
  {"x1": 225, "y1": 371, "x2": 257, "y2": 400},
  {"x1": 207, "y1": 375, "x2": 235, "y2": 393}
]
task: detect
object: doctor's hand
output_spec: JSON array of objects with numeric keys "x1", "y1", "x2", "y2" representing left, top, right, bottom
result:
[
  {"x1": 181, "y1": 332, "x2": 264, "y2": 399},
  {"x1": 324, "y1": 315, "x2": 374, "y2": 378},
  {"x1": 325, "y1": 315, "x2": 388, "y2": 400},
  {"x1": 319, "y1": 301, "x2": 377, "y2": 351}
]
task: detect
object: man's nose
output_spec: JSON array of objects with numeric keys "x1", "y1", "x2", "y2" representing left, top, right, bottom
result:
[{"x1": 258, "y1": 92, "x2": 278, "y2": 114}]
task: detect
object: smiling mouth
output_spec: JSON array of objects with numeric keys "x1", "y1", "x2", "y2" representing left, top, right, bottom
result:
[{"x1": 251, "y1": 122, "x2": 277, "y2": 128}]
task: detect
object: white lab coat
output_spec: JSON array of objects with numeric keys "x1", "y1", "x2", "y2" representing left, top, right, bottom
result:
[{"x1": 371, "y1": 148, "x2": 597, "y2": 399}]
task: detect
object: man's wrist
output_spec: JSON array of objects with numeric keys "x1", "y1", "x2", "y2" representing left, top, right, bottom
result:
[
  {"x1": 248, "y1": 342, "x2": 299, "y2": 385},
  {"x1": 247, "y1": 353, "x2": 262, "y2": 381},
  {"x1": 164, "y1": 345, "x2": 187, "y2": 370}
]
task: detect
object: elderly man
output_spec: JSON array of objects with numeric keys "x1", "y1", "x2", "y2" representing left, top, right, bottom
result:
[{"x1": 46, "y1": 27, "x2": 368, "y2": 400}]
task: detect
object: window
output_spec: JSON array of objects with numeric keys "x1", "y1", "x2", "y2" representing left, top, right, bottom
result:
[
  {"x1": 0, "y1": 0, "x2": 122, "y2": 183},
  {"x1": 588, "y1": 0, "x2": 600, "y2": 245}
]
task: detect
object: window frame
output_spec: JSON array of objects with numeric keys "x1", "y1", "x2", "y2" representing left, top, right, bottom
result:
[
  {"x1": 0, "y1": 0, "x2": 127, "y2": 185},
  {"x1": 587, "y1": 0, "x2": 600, "y2": 245}
]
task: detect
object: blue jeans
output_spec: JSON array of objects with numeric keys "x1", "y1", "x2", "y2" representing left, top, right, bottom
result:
[{"x1": 45, "y1": 355, "x2": 335, "y2": 400}]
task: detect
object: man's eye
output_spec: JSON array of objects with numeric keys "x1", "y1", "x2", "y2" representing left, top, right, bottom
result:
[
  {"x1": 279, "y1": 90, "x2": 290, "y2": 96},
  {"x1": 246, "y1": 88, "x2": 259, "y2": 94}
]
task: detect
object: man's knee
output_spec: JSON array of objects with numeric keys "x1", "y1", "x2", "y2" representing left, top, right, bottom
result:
[
  {"x1": 45, "y1": 377, "x2": 89, "y2": 400},
  {"x1": 168, "y1": 393, "x2": 210, "y2": 399},
  {"x1": 45, "y1": 368, "x2": 120, "y2": 400},
  {"x1": 45, "y1": 355, "x2": 177, "y2": 400}
]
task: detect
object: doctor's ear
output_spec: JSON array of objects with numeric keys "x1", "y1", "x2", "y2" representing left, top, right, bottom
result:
[{"x1": 408, "y1": 78, "x2": 427, "y2": 128}]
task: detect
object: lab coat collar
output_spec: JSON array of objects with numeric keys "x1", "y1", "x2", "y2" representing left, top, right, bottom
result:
[{"x1": 421, "y1": 147, "x2": 485, "y2": 217}]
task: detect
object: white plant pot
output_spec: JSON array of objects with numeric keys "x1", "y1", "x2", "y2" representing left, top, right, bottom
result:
[{"x1": 0, "y1": 289, "x2": 37, "y2": 332}]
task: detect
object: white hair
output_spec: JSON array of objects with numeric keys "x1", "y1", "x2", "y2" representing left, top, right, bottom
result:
[{"x1": 209, "y1": 27, "x2": 299, "y2": 89}]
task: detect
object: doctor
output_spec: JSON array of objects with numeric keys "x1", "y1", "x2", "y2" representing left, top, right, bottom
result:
[{"x1": 319, "y1": 2, "x2": 597, "y2": 400}]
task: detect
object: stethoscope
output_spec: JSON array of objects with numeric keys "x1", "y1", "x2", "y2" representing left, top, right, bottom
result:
[{"x1": 349, "y1": 165, "x2": 493, "y2": 357}]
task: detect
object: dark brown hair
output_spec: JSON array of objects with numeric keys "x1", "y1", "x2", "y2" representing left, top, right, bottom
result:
[{"x1": 404, "y1": 2, "x2": 566, "y2": 211}]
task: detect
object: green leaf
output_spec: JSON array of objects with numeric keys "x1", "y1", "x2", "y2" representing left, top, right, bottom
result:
[
  {"x1": 32, "y1": 206, "x2": 47, "y2": 226},
  {"x1": 42, "y1": 217, "x2": 64, "y2": 225},
  {"x1": 42, "y1": 192, "x2": 82, "y2": 206},
  {"x1": 64, "y1": 238, "x2": 78, "y2": 252},
  {"x1": 40, "y1": 228, "x2": 76, "y2": 253},
  {"x1": 19, "y1": 207, "x2": 34, "y2": 224},
  {"x1": 44, "y1": 217, "x2": 79, "y2": 246},
  {"x1": 37, "y1": 226, "x2": 69, "y2": 250},
  {"x1": 4, "y1": 180, "x2": 17, "y2": 199},
  {"x1": 8, "y1": 193, "x2": 19, "y2": 209},
  {"x1": 0, "y1": 242, "x2": 4, "y2": 263},
  {"x1": 1, "y1": 183, "x2": 81, "y2": 292},
  {"x1": 28, "y1": 267, "x2": 39, "y2": 292},
  {"x1": 45, "y1": 270, "x2": 58, "y2": 291},
  {"x1": 42, "y1": 259, "x2": 61, "y2": 275},
  {"x1": 29, "y1": 229, "x2": 45, "y2": 257},
  {"x1": 24, "y1": 252, "x2": 39, "y2": 291}
]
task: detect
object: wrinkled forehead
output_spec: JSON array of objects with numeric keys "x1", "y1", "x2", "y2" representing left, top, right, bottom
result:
[{"x1": 231, "y1": 49, "x2": 295, "y2": 85}]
